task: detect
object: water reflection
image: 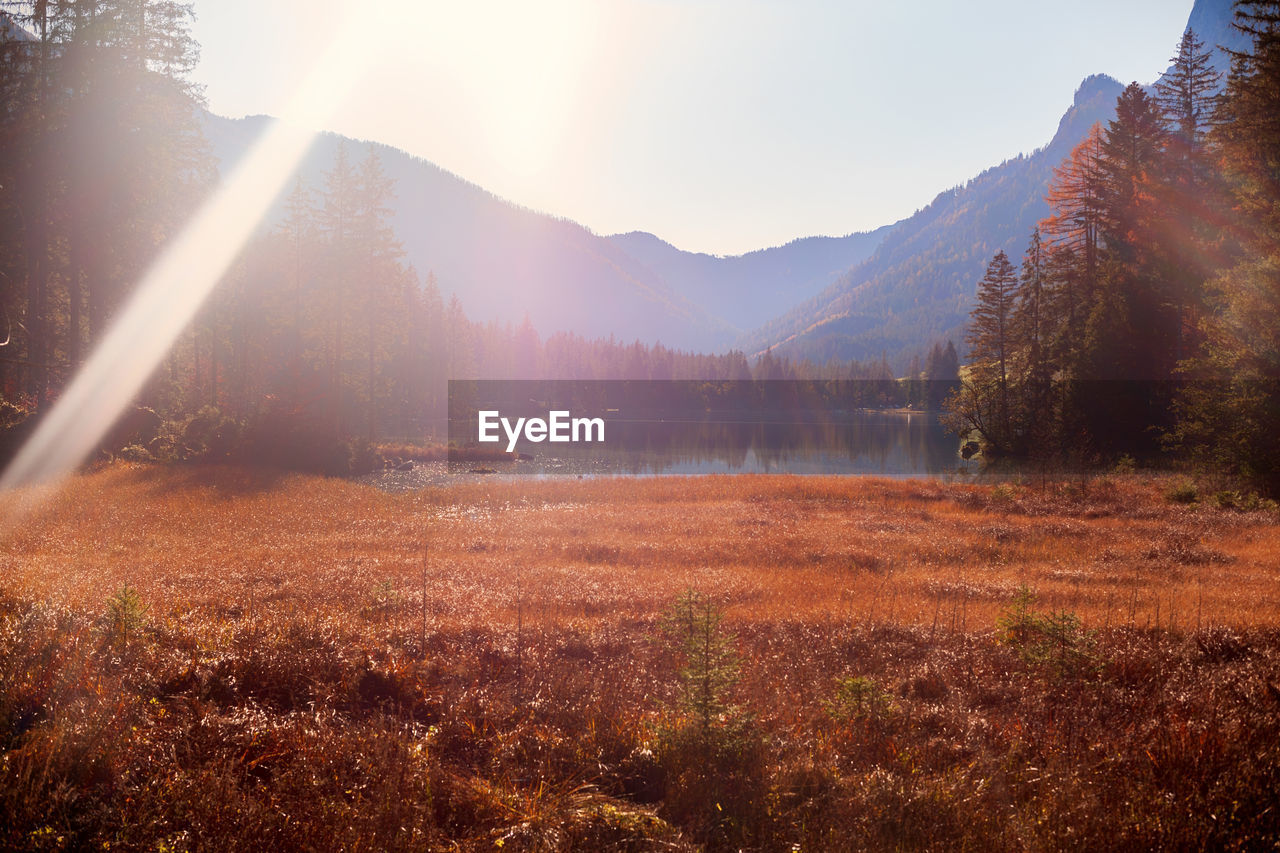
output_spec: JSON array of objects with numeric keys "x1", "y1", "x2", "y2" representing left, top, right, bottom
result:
[{"x1": 464, "y1": 411, "x2": 972, "y2": 478}]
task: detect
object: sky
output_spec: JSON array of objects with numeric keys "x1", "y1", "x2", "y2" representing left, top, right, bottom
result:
[{"x1": 189, "y1": 1, "x2": 1196, "y2": 257}]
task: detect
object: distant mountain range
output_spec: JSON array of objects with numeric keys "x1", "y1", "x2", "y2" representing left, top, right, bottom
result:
[
  {"x1": 203, "y1": 116, "x2": 743, "y2": 350},
  {"x1": 205, "y1": 0, "x2": 1244, "y2": 368},
  {"x1": 605, "y1": 227, "x2": 893, "y2": 333}
]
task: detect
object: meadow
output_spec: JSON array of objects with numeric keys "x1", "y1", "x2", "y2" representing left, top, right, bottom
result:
[{"x1": 2, "y1": 465, "x2": 1279, "y2": 850}]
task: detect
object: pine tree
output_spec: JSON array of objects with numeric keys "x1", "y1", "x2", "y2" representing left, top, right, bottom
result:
[
  {"x1": 1014, "y1": 228, "x2": 1051, "y2": 431},
  {"x1": 1099, "y1": 82, "x2": 1167, "y2": 264},
  {"x1": 317, "y1": 141, "x2": 358, "y2": 434},
  {"x1": 948, "y1": 252, "x2": 1020, "y2": 453},
  {"x1": 280, "y1": 175, "x2": 313, "y2": 389},
  {"x1": 353, "y1": 148, "x2": 400, "y2": 440},
  {"x1": 971, "y1": 251, "x2": 1018, "y2": 441},
  {"x1": 1156, "y1": 28, "x2": 1220, "y2": 183},
  {"x1": 0, "y1": 0, "x2": 208, "y2": 410}
]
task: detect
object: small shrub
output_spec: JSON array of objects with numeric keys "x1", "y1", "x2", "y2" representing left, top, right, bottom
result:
[
  {"x1": 1165, "y1": 481, "x2": 1198, "y2": 504},
  {"x1": 104, "y1": 584, "x2": 149, "y2": 645},
  {"x1": 117, "y1": 443, "x2": 154, "y2": 462},
  {"x1": 1213, "y1": 490, "x2": 1277, "y2": 512},
  {"x1": 1112, "y1": 454, "x2": 1137, "y2": 474},
  {"x1": 182, "y1": 406, "x2": 242, "y2": 460},
  {"x1": 240, "y1": 411, "x2": 382, "y2": 476},
  {"x1": 825, "y1": 676, "x2": 893, "y2": 722},
  {"x1": 364, "y1": 579, "x2": 401, "y2": 622},
  {"x1": 990, "y1": 483, "x2": 1019, "y2": 505},
  {"x1": 997, "y1": 585, "x2": 1095, "y2": 677}
]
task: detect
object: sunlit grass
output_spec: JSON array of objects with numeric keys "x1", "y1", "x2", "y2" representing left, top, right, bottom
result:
[
  {"x1": 3, "y1": 466, "x2": 1276, "y2": 633},
  {"x1": 2, "y1": 467, "x2": 1279, "y2": 849}
]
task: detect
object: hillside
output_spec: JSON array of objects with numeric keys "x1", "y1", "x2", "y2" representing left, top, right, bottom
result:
[
  {"x1": 739, "y1": 74, "x2": 1124, "y2": 368},
  {"x1": 742, "y1": 0, "x2": 1249, "y2": 370},
  {"x1": 203, "y1": 120, "x2": 892, "y2": 350},
  {"x1": 202, "y1": 116, "x2": 737, "y2": 351}
]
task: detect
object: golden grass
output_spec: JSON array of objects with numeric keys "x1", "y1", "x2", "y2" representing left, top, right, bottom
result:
[
  {"x1": 3, "y1": 465, "x2": 1280, "y2": 850},
  {"x1": 3, "y1": 464, "x2": 1277, "y2": 634}
]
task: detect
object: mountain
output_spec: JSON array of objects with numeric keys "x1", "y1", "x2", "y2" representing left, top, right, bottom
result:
[
  {"x1": 203, "y1": 119, "x2": 892, "y2": 351},
  {"x1": 741, "y1": 0, "x2": 1249, "y2": 370},
  {"x1": 606, "y1": 226, "x2": 892, "y2": 333},
  {"x1": 203, "y1": 115, "x2": 741, "y2": 351},
  {"x1": 738, "y1": 75, "x2": 1123, "y2": 368},
  {"x1": 204, "y1": 0, "x2": 1244, "y2": 365}
]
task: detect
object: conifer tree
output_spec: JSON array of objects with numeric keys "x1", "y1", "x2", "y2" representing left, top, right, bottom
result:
[
  {"x1": 1014, "y1": 228, "x2": 1051, "y2": 428},
  {"x1": 353, "y1": 148, "x2": 400, "y2": 440},
  {"x1": 318, "y1": 141, "x2": 358, "y2": 434},
  {"x1": 950, "y1": 251, "x2": 1020, "y2": 452},
  {"x1": 1156, "y1": 28, "x2": 1220, "y2": 182}
]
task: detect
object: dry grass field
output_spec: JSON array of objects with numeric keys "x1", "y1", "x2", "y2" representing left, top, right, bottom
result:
[{"x1": 3, "y1": 465, "x2": 1280, "y2": 850}]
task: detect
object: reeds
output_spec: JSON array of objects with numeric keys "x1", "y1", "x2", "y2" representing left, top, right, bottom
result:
[{"x1": 1, "y1": 465, "x2": 1278, "y2": 849}]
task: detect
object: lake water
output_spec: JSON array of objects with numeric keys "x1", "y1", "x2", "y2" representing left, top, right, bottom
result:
[
  {"x1": 365, "y1": 410, "x2": 976, "y2": 490},
  {"x1": 499, "y1": 411, "x2": 972, "y2": 477}
]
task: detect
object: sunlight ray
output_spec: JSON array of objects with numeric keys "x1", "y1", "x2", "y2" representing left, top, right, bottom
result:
[{"x1": 0, "y1": 33, "x2": 371, "y2": 493}]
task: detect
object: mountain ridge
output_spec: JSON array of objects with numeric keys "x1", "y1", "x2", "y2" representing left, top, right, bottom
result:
[
  {"x1": 203, "y1": 116, "x2": 896, "y2": 350},
  {"x1": 203, "y1": 0, "x2": 1244, "y2": 366},
  {"x1": 737, "y1": 73, "x2": 1127, "y2": 368},
  {"x1": 739, "y1": 0, "x2": 1248, "y2": 370}
]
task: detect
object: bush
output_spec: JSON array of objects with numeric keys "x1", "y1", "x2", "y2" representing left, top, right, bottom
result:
[
  {"x1": 825, "y1": 675, "x2": 894, "y2": 723},
  {"x1": 1213, "y1": 490, "x2": 1277, "y2": 512},
  {"x1": 104, "y1": 584, "x2": 148, "y2": 645},
  {"x1": 997, "y1": 586, "x2": 1096, "y2": 677},
  {"x1": 181, "y1": 406, "x2": 242, "y2": 461},
  {"x1": 1165, "y1": 481, "x2": 1198, "y2": 504}
]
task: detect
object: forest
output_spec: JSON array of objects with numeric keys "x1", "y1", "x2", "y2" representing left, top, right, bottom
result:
[
  {"x1": 0, "y1": 0, "x2": 944, "y2": 477},
  {"x1": 948, "y1": 6, "x2": 1280, "y2": 494}
]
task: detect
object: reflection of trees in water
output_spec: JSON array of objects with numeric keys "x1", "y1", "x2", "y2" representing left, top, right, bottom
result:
[
  {"x1": 448, "y1": 383, "x2": 969, "y2": 476},
  {"x1": 594, "y1": 413, "x2": 964, "y2": 476}
]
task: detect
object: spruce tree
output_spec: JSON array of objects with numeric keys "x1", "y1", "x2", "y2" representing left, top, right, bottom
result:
[
  {"x1": 955, "y1": 251, "x2": 1020, "y2": 452},
  {"x1": 353, "y1": 148, "x2": 400, "y2": 440},
  {"x1": 1156, "y1": 28, "x2": 1220, "y2": 182},
  {"x1": 318, "y1": 142, "x2": 358, "y2": 434}
]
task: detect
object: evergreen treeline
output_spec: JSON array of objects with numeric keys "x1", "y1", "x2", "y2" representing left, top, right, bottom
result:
[
  {"x1": 949, "y1": 8, "x2": 1280, "y2": 493},
  {"x1": 0, "y1": 0, "x2": 209, "y2": 410},
  {"x1": 0, "y1": 2, "x2": 910, "y2": 473}
]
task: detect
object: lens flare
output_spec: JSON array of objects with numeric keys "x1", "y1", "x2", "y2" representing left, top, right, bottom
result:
[{"x1": 0, "y1": 34, "x2": 371, "y2": 493}]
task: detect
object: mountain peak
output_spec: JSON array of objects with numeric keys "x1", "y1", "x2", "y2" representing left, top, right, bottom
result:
[{"x1": 1074, "y1": 74, "x2": 1122, "y2": 107}]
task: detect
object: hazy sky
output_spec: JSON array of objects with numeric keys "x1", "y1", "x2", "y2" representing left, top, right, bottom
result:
[{"x1": 189, "y1": 1, "x2": 1195, "y2": 256}]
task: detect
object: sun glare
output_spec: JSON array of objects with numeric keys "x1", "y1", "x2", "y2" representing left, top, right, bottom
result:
[{"x1": 387, "y1": 0, "x2": 602, "y2": 185}]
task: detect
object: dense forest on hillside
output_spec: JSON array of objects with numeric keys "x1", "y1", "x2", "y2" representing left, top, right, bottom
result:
[{"x1": 949, "y1": 7, "x2": 1280, "y2": 493}]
